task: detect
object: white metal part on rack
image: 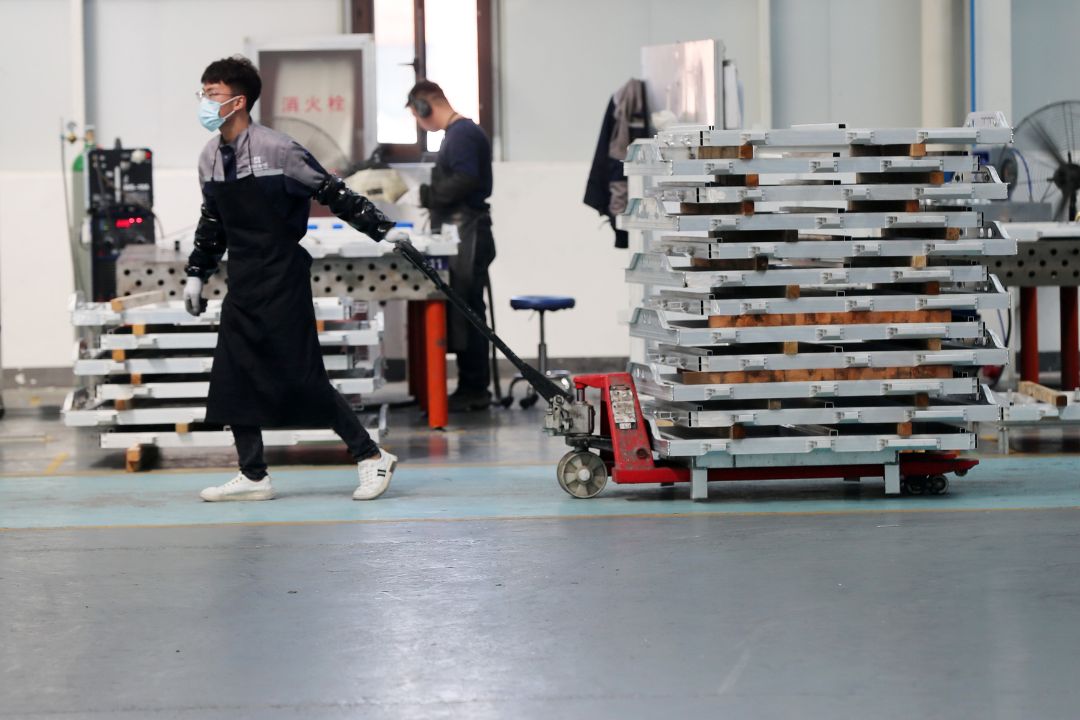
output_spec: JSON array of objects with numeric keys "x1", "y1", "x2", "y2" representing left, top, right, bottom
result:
[
  {"x1": 626, "y1": 252, "x2": 986, "y2": 288},
  {"x1": 619, "y1": 198, "x2": 980, "y2": 233},
  {"x1": 95, "y1": 405, "x2": 388, "y2": 450},
  {"x1": 652, "y1": 429, "x2": 974, "y2": 458},
  {"x1": 650, "y1": 337, "x2": 1007, "y2": 373},
  {"x1": 647, "y1": 385, "x2": 1000, "y2": 429},
  {"x1": 71, "y1": 295, "x2": 359, "y2": 327},
  {"x1": 651, "y1": 179, "x2": 1008, "y2": 204},
  {"x1": 96, "y1": 326, "x2": 382, "y2": 351},
  {"x1": 650, "y1": 280, "x2": 1010, "y2": 315},
  {"x1": 88, "y1": 376, "x2": 377, "y2": 403},
  {"x1": 654, "y1": 123, "x2": 1013, "y2": 149},
  {"x1": 630, "y1": 362, "x2": 979, "y2": 402},
  {"x1": 73, "y1": 348, "x2": 379, "y2": 377},
  {"x1": 622, "y1": 148, "x2": 978, "y2": 177},
  {"x1": 629, "y1": 308, "x2": 986, "y2": 345},
  {"x1": 649, "y1": 237, "x2": 1015, "y2": 261}
]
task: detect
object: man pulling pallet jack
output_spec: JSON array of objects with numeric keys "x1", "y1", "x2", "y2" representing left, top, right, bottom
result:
[{"x1": 184, "y1": 56, "x2": 398, "y2": 503}]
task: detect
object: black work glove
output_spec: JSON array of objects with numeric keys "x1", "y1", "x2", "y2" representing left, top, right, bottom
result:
[{"x1": 314, "y1": 176, "x2": 395, "y2": 241}]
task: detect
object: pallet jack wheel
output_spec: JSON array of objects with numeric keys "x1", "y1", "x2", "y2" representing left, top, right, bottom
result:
[
  {"x1": 556, "y1": 451, "x2": 608, "y2": 499},
  {"x1": 928, "y1": 474, "x2": 949, "y2": 495},
  {"x1": 519, "y1": 393, "x2": 539, "y2": 410},
  {"x1": 902, "y1": 476, "x2": 927, "y2": 496}
]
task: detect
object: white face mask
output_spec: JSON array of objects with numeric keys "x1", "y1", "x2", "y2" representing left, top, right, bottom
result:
[{"x1": 199, "y1": 95, "x2": 241, "y2": 132}]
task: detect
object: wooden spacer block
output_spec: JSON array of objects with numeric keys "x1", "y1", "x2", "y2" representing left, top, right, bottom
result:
[
  {"x1": 925, "y1": 339, "x2": 943, "y2": 352},
  {"x1": 130, "y1": 373, "x2": 143, "y2": 386},
  {"x1": 1018, "y1": 381, "x2": 1070, "y2": 408},
  {"x1": 914, "y1": 393, "x2": 930, "y2": 408},
  {"x1": 132, "y1": 324, "x2": 147, "y2": 336},
  {"x1": 114, "y1": 399, "x2": 131, "y2": 411},
  {"x1": 175, "y1": 423, "x2": 190, "y2": 434},
  {"x1": 316, "y1": 319, "x2": 326, "y2": 333},
  {"x1": 768, "y1": 399, "x2": 782, "y2": 411},
  {"x1": 745, "y1": 174, "x2": 759, "y2": 188},
  {"x1": 730, "y1": 423, "x2": 746, "y2": 440},
  {"x1": 911, "y1": 255, "x2": 928, "y2": 269},
  {"x1": 897, "y1": 422, "x2": 913, "y2": 438},
  {"x1": 111, "y1": 349, "x2": 126, "y2": 362},
  {"x1": 699, "y1": 145, "x2": 754, "y2": 160},
  {"x1": 785, "y1": 285, "x2": 801, "y2": 300},
  {"x1": 125, "y1": 445, "x2": 143, "y2": 473},
  {"x1": 110, "y1": 290, "x2": 166, "y2": 312},
  {"x1": 783, "y1": 341, "x2": 799, "y2": 356}
]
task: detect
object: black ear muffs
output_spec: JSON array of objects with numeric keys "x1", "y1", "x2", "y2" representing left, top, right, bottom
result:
[{"x1": 409, "y1": 94, "x2": 432, "y2": 119}]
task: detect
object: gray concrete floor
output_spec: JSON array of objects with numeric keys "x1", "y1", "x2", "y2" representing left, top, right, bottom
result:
[{"x1": 3, "y1": 388, "x2": 1080, "y2": 718}]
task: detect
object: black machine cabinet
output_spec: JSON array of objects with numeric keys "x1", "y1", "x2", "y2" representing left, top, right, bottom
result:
[{"x1": 87, "y1": 147, "x2": 155, "y2": 301}]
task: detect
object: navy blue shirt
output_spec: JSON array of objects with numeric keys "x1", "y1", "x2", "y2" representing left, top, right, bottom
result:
[{"x1": 437, "y1": 118, "x2": 492, "y2": 209}]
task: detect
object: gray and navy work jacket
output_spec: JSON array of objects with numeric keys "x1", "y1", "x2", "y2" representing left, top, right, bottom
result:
[{"x1": 188, "y1": 122, "x2": 329, "y2": 280}]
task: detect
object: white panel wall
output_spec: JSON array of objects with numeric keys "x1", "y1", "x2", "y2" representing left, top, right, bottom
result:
[
  {"x1": 84, "y1": 0, "x2": 343, "y2": 168},
  {"x1": 0, "y1": 0, "x2": 74, "y2": 171},
  {"x1": 771, "y1": 0, "x2": 924, "y2": 128},
  {"x1": 498, "y1": 0, "x2": 764, "y2": 161},
  {"x1": 1011, "y1": 0, "x2": 1080, "y2": 354}
]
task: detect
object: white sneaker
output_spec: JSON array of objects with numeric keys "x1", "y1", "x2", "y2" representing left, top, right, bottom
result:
[
  {"x1": 354, "y1": 450, "x2": 397, "y2": 500},
  {"x1": 200, "y1": 473, "x2": 276, "y2": 502}
]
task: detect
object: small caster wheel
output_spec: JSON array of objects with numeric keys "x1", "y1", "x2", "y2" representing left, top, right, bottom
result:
[
  {"x1": 556, "y1": 451, "x2": 608, "y2": 499},
  {"x1": 928, "y1": 474, "x2": 949, "y2": 495},
  {"x1": 519, "y1": 393, "x2": 539, "y2": 410},
  {"x1": 903, "y1": 476, "x2": 926, "y2": 495},
  {"x1": 498, "y1": 396, "x2": 514, "y2": 409}
]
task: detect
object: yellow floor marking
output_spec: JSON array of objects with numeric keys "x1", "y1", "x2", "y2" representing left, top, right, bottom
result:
[{"x1": 43, "y1": 452, "x2": 70, "y2": 475}]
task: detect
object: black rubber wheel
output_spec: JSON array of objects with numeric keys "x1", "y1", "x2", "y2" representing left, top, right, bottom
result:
[
  {"x1": 519, "y1": 393, "x2": 539, "y2": 410},
  {"x1": 903, "y1": 476, "x2": 927, "y2": 496},
  {"x1": 928, "y1": 475, "x2": 949, "y2": 495}
]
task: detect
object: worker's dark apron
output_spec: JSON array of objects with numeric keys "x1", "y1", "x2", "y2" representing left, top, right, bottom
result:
[
  {"x1": 204, "y1": 174, "x2": 337, "y2": 427},
  {"x1": 439, "y1": 205, "x2": 496, "y2": 352}
]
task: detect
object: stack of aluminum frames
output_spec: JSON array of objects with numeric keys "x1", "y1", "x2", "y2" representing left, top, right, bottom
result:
[
  {"x1": 619, "y1": 119, "x2": 1015, "y2": 496},
  {"x1": 63, "y1": 294, "x2": 387, "y2": 459}
]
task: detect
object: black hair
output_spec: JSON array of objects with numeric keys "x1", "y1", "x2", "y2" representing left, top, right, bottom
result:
[
  {"x1": 405, "y1": 80, "x2": 447, "y2": 107},
  {"x1": 201, "y1": 55, "x2": 262, "y2": 111}
]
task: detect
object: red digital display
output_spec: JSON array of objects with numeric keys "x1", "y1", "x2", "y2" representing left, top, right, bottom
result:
[{"x1": 114, "y1": 217, "x2": 145, "y2": 229}]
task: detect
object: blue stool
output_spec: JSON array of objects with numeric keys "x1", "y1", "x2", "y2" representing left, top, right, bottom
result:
[{"x1": 503, "y1": 295, "x2": 576, "y2": 408}]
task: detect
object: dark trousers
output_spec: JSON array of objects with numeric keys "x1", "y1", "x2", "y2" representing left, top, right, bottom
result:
[
  {"x1": 233, "y1": 390, "x2": 379, "y2": 480},
  {"x1": 455, "y1": 274, "x2": 491, "y2": 393}
]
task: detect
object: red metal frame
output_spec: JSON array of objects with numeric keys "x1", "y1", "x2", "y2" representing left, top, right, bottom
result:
[
  {"x1": 571, "y1": 372, "x2": 978, "y2": 487},
  {"x1": 1020, "y1": 287, "x2": 1040, "y2": 383}
]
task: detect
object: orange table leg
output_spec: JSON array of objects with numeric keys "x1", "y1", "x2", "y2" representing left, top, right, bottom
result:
[{"x1": 424, "y1": 299, "x2": 449, "y2": 429}]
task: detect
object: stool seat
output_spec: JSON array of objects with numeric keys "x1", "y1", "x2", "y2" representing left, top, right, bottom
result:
[{"x1": 510, "y1": 295, "x2": 576, "y2": 312}]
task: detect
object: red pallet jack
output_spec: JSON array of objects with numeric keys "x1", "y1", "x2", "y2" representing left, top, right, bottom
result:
[{"x1": 391, "y1": 237, "x2": 979, "y2": 501}]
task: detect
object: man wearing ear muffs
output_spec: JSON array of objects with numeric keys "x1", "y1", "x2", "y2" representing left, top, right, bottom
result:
[
  {"x1": 406, "y1": 80, "x2": 496, "y2": 412},
  {"x1": 184, "y1": 55, "x2": 400, "y2": 503}
]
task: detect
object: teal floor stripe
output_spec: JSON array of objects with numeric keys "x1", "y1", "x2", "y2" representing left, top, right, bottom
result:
[{"x1": 1, "y1": 456, "x2": 1079, "y2": 530}]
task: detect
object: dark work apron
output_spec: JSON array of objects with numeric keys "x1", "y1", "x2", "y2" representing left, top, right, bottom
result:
[
  {"x1": 438, "y1": 205, "x2": 496, "y2": 352},
  {"x1": 204, "y1": 174, "x2": 337, "y2": 427}
]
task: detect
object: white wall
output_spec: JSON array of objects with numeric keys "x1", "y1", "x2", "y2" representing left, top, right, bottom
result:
[
  {"x1": 499, "y1": 0, "x2": 764, "y2": 161},
  {"x1": 1010, "y1": 0, "x2": 1080, "y2": 124},
  {"x1": 771, "y1": 0, "x2": 926, "y2": 128},
  {"x1": 1010, "y1": 0, "x2": 1080, "y2": 355}
]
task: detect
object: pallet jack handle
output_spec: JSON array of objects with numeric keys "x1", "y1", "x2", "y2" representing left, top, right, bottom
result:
[{"x1": 388, "y1": 234, "x2": 573, "y2": 404}]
